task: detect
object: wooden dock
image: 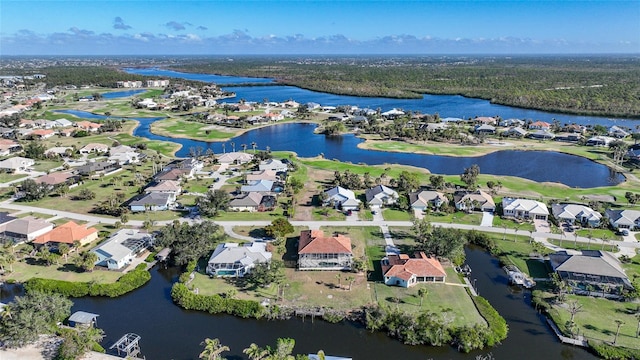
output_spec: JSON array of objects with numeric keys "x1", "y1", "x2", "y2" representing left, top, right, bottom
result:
[{"x1": 546, "y1": 318, "x2": 588, "y2": 347}]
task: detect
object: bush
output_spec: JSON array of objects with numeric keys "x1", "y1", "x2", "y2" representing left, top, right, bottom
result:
[
  {"x1": 589, "y1": 340, "x2": 640, "y2": 360},
  {"x1": 24, "y1": 269, "x2": 151, "y2": 297},
  {"x1": 470, "y1": 296, "x2": 508, "y2": 346},
  {"x1": 171, "y1": 283, "x2": 263, "y2": 318}
]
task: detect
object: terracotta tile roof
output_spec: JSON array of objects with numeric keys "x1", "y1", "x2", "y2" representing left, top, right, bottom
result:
[
  {"x1": 35, "y1": 171, "x2": 76, "y2": 186},
  {"x1": 33, "y1": 221, "x2": 97, "y2": 245},
  {"x1": 298, "y1": 230, "x2": 352, "y2": 255},
  {"x1": 382, "y1": 252, "x2": 446, "y2": 279}
]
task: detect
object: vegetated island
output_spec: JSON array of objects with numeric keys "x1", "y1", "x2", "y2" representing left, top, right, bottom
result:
[{"x1": 169, "y1": 55, "x2": 640, "y2": 119}]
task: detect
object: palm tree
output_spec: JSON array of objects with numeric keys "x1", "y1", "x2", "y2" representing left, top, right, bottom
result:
[
  {"x1": 418, "y1": 288, "x2": 428, "y2": 307},
  {"x1": 230, "y1": 142, "x2": 236, "y2": 152},
  {"x1": 221, "y1": 143, "x2": 226, "y2": 154},
  {"x1": 613, "y1": 320, "x2": 624, "y2": 345},
  {"x1": 335, "y1": 273, "x2": 342, "y2": 289},
  {"x1": 346, "y1": 276, "x2": 355, "y2": 291},
  {"x1": 199, "y1": 338, "x2": 229, "y2": 360},
  {"x1": 243, "y1": 343, "x2": 268, "y2": 360},
  {"x1": 241, "y1": 143, "x2": 247, "y2": 153},
  {"x1": 251, "y1": 141, "x2": 257, "y2": 153},
  {"x1": 633, "y1": 306, "x2": 640, "y2": 338},
  {"x1": 58, "y1": 243, "x2": 70, "y2": 262}
]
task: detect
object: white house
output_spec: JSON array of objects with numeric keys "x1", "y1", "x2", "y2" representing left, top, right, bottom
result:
[
  {"x1": 409, "y1": 190, "x2": 448, "y2": 211},
  {"x1": 609, "y1": 126, "x2": 630, "y2": 138},
  {"x1": 454, "y1": 190, "x2": 495, "y2": 212},
  {"x1": 0, "y1": 156, "x2": 35, "y2": 172},
  {"x1": 606, "y1": 209, "x2": 640, "y2": 230},
  {"x1": 365, "y1": 185, "x2": 398, "y2": 208},
  {"x1": 502, "y1": 198, "x2": 549, "y2": 221},
  {"x1": 258, "y1": 159, "x2": 288, "y2": 172},
  {"x1": 324, "y1": 186, "x2": 361, "y2": 211},
  {"x1": 92, "y1": 229, "x2": 153, "y2": 270},
  {"x1": 206, "y1": 242, "x2": 272, "y2": 277},
  {"x1": 552, "y1": 203, "x2": 602, "y2": 227}
]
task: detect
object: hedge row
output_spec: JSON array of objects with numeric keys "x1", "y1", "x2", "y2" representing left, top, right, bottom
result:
[
  {"x1": 470, "y1": 295, "x2": 509, "y2": 346},
  {"x1": 25, "y1": 267, "x2": 151, "y2": 298},
  {"x1": 171, "y1": 283, "x2": 263, "y2": 318},
  {"x1": 589, "y1": 340, "x2": 640, "y2": 360}
]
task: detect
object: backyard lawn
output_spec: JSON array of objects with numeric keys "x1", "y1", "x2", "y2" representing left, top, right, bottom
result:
[
  {"x1": 548, "y1": 294, "x2": 640, "y2": 350},
  {"x1": 5, "y1": 261, "x2": 123, "y2": 283}
]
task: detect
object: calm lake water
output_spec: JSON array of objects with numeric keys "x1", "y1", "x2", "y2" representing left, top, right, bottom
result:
[
  {"x1": 54, "y1": 109, "x2": 624, "y2": 188},
  {"x1": 0, "y1": 247, "x2": 596, "y2": 360},
  {"x1": 124, "y1": 68, "x2": 639, "y2": 128},
  {"x1": 102, "y1": 89, "x2": 148, "y2": 99}
]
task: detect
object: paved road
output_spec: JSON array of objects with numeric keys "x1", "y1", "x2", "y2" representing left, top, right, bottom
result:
[{"x1": 2, "y1": 198, "x2": 638, "y2": 257}]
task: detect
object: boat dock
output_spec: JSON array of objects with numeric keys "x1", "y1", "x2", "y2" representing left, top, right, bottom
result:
[{"x1": 546, "y1": 318, "x2": 588, "y2": 347}]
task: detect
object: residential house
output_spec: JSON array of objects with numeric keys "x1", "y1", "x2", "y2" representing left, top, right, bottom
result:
[
  {"x1": 0, "y1": 212, "x2": 17, "y2": 228},
  {"x1": 258, "y1": 159, "x2": 288, "y2": 172},
  {"x1": 91, "y1": 229, "x2": 152, "y2": 270},
  {"x1": 145, "y1": 180, "x2": 182, "y2": 202},
  {"x1": 0, "y1": 156, "x2": 35, "y2": 172},
  {"x1": 606, "y1": 209, "x2": 640, "y2": 230},
  {"x1": 298, "y1": 230, "x2": 353, "y2": 271},
  {"x1": 0, "y1": 216, "x2": 53, "y2": 244},
  {"x1": 551, "y1": 203, "x2": 602, "y2": 227},
  {"x1": 229, "y1": 192, "x2": 264, "y2": 212},
  {"x1": 381, "y1": 108, "x2": 405, "y2": 119},
  {"x1": 58, "y1": 128, "x2": 75, "y2": 137},
  {"x1": 246, "y1": 169, "x2": 278, "y2": 182},
  {"x1": 323, "y1": 186, "x2": 361, "y2": 211},
  {"x1": 45, "y1": 147, "x2": 72, "y2": 157},
  {"x1": 409, "y1": 190, "x2": 448, "y2": 211},
  {"x1": 474, "y1": 116, "x2": 497, "y2": 125},
  {"x1": 75, "y1": 121, "x2": 102, "y2": 132},
  {"x1": 32, "y1": 221, "x2": 98, "y2": 247},
  {"x1": 282, "y1": 100, "x2": 300, "y2": 108},
  {"x1": 609, "y1": 126, "x2": 630, "y2": 139},
  {"x1": 53, "y1": 118, "x2": 73, "y2": 128},
  {"x1": 80, "y1": 143, "x2": 109, "y2": 154},
  {"x1": 216, "y1": 152, "x2": 254, "y2": 165},
  {"x1": 35, "y1": 171, "x2": 80, "y2": 188},
  {"x1": 527, "y1": 130, "x2": 555, "y2": 140},
  {"x1": 528, "y1": 121, "x2": 551, "y2": 131},
  {"x1": 421, "y1": 122, "x2": 448, "y2": 132},
  {"x1": 76, "y1": 161, "x2": 121, "y2": 177},
  {"x1": 129, "y1": 192, "x2": 174, "y2": 212},
  {"x1": 499, "y1": 118, "x2": 525, "y2": 127},
  {"x1": 206, "y1": 242, "x2": 272, "y2": 277},
  {"x1": 381, "y1": 252, "x2": 446, "y2": 288},
  {"x1": 549, "y1": 250, "x2": 634, "y2": 296},
  {"x1": 241, "y1": 179, "x2": 275, "y2": 194},
  {"x1": 365, "y1": 185, "x2": 398, "y2": 208},
  {"x1": 29, "y1": 129, "x2": 55, "y2": 140},
  {"x1": 68, "y1": 311, "x2": 99, "y2": 328},
  {"x1": 502, "y1": 198, "x2": 549, "y2": 221},
  {"x1": 586, "y1": 136, "x2": 615, "y2": 146},
  {"x1": 474, "y1": 124, "x2": 496, "y2": 134},
  {"x1": 0, "y1": 139, "x2": 22, "y2": 156},
  {"x1": 501, "y1": 127, "x2": 528, "y2": 138},
  {"x1": 109, "y1": 145, "x2": 140, "y2": 164},
  {"x1": 454, "y1": 190, "x2": 495, "y2": 212},
  {"x1": 554, "y1": 133, "x2": 583, "y2": 142}
]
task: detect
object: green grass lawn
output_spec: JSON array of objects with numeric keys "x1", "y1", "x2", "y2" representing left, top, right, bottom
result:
[
  {"x1": 213, "y1": 209, "x2": 285, "y2": 221},
  {"x1": 5, "y1": 260, "x2": 123, "y2": 283},
  {"x1": 575, "y1": 228, "x2": 621, "y2": 241},
  {"x1": 312, "y1": 208, "x2": 347, "y2": 221},
  {"x1": 182, "y1": 178, "x2": 211, "y2": 194},
  {"x1": 382, "y1": 209, "x2": 412, "y2": 221},
  {"x1": 15, "y1": 212, "x2": 55, "y2": 220},
  {"x1": 151, "y1": 118, "x2": 237, "y2": 141},
  {"x1": 32, "y1": 160, "x2": 63, "y2": 172},
  {"x1": 548, "y1": 239, "x2": 620, "y2": 253},
  {"x1": 492, "y1": 216, "x2": 535, "y2": 232},
  {"x1": 492, "y1": 234, "x2": 553, "y2": 278},
  {"x1": 372, "y1": 280, "x2": 486, "y2": 328},
  {"x1": 548, "y1": 294, "x2": 640, "y2": 350},
  {"x1": 0, "y1": 172, "x2": 28, "y2": 183},
  {"x1": 424, "y1": 211, "x2": 482, "y2": 226}
]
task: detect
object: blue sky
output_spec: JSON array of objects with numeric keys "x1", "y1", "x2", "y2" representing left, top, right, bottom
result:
[{"x1": 1, "y1": 0, "x2": 639, "y2": 55}]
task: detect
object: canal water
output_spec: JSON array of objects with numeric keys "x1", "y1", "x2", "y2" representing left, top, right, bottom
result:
[
  {"x1": 0, "y1": 247, "x2": 596, "y2": 359},
  {"x1": 54, "y1": 110, "x2": 623, "y2": 188}
]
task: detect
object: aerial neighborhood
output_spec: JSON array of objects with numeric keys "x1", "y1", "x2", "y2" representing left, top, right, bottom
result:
[{"x1": 0, "y1": 59, "x2": 639, "y2": 360}]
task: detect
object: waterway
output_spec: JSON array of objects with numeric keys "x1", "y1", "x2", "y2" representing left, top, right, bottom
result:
[
  {"x1": 0, "y1": 247, "x2": 596, "y2": 360},
  {"x1": 124, "y1": 68, "x2": 638, "y2": 128},
  {"x1": 102, "y1": 89, "x2": 148, "y2": 99},
  {"x1": 54, "y1": 109, "x2": 623, "y2": 188}
]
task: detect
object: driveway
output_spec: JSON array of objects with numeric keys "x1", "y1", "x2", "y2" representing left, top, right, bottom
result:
[
  {"x1": 534, "y1": 219, "x2": 551, "y2": 233},
  {"x1": 480, "y1": 211, "x2": 494, "y2": 227},
  {"x1": 371, "y1": 206, "x2": 384, "y2": 222}
]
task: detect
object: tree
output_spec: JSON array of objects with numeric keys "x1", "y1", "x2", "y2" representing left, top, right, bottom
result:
[
  {"x1": 429, "y1": 175, "x2": 445, "y2": 190},
  {"x1": 412, "y1": 218, "x2": 467, "y2": 263},
  {"x1": 243, "y1": 343, "x2": 269, "y2": 360},
  {"x1": 155, "y1": 221, "x2": 224, "y2": 266},
  {"x1": 460, "y1": 164, "x2": 480, "y2": 190},
  {"x1": 23, "y1": 141, "x2": 46, "y2": 160},
  {"x1": 56, "y1": 327, "x2": 105, "y2": 360},
  {"x1": 246, "y1": 260, "x2": 285, "y2": 288},
  {"x1": 395, "y1": 171, "x2": 420, "y2": 194},
  {"x1": 613, "y1": 319, "x2": 624, "y2": 345},
  {"x1": 270, "y1": 338, "x2": 296, "y2": 360},
  {"x1": 18, "y1": 179, "x2": 50, "y2": 201},
  {"x1": 264, "y1": 218, "x2": 294, "y2": 240},
  {"x1": 75, "y1": 188, "x2": 96, "y2": 201},
  {"x1": 199, "y1": 338, "x2": 229, "y2": 360},
  {"x1": 609, "y1": 140, "x2": 629, "y2": 166},
  {"x1": 58, "y1": 243, "x2": 70, "y2": 262},
  {"x1": 0, "y1": 291, "x2": 72, "y2": 347},
  {"x1": 566, "y1": 300, "x2": 583, "y2": 323},
  {"x1": 197, "y1": 189, "x2": 230, "y2": 217},
  {"x1": 346, "y1": 275, "x2": 355, "y2": 291},
  {"x1": 418, "y1": 288, "x2": 428, "y2": 307},
  {"x1": 74, "y1": 252, "x2": 98, "y2": 272}
]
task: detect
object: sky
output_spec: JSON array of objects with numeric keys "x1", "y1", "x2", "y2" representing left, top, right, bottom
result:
[{"x1": 1, "y1": 0, "x2": 639, "y2": 55}]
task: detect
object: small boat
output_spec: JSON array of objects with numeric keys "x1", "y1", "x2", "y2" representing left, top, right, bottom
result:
[{"x1": 503, "y1": 265, "x2": 536, "y2": 289}]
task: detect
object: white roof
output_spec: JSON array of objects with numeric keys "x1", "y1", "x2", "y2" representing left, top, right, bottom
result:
[
  {"x1": 502, "y1": 198, "x2": 549, "y2": 215},
  {"x1": 325, "y1": 186, "x2": 357, "y2": 202},
  {"x1": 207, "y1": 242, "x2": 272, "y2": 266},
  {"x1": 552, "y1": 204, "x2": 601, "y2": 221}
]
